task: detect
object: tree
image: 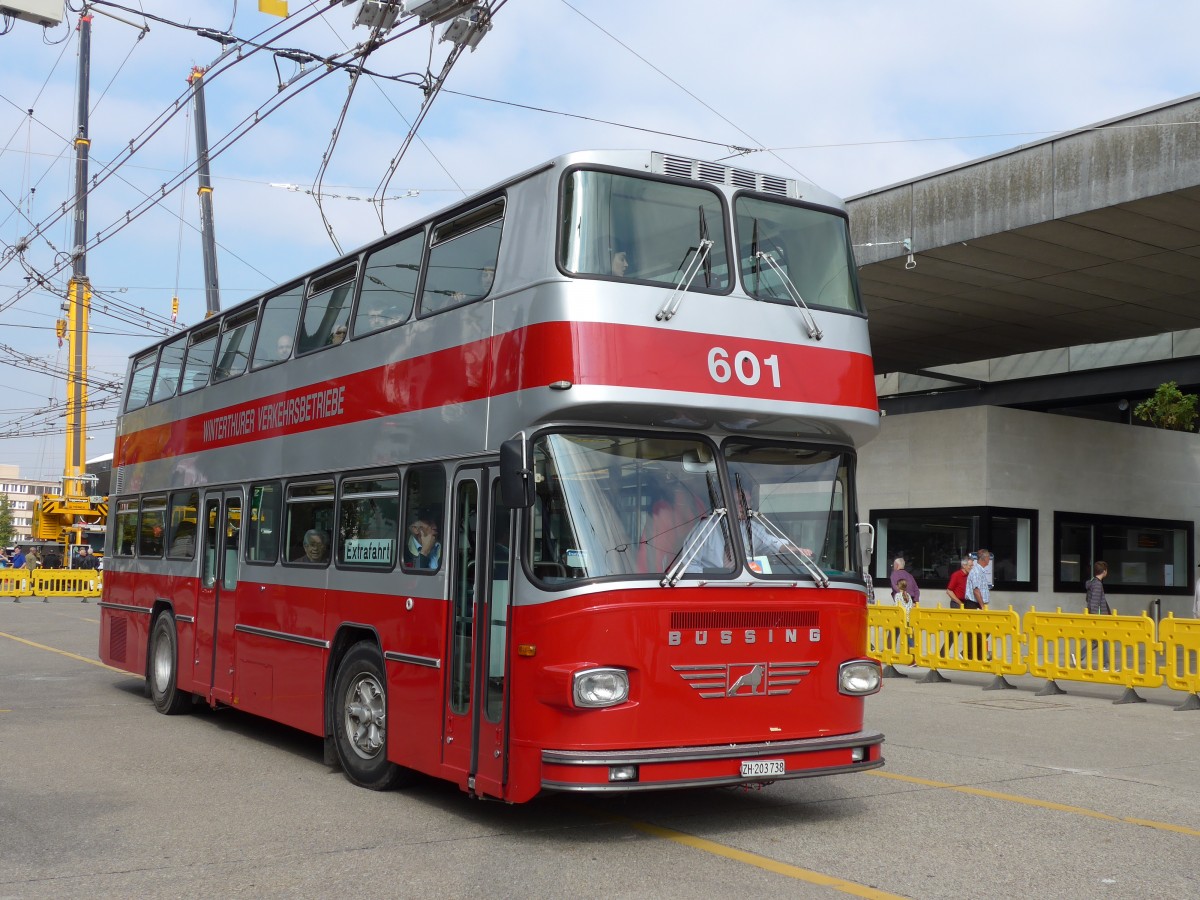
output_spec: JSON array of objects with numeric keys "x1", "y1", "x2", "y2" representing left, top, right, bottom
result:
[
  {"x1": 0, "y1": 496, "x2": 12, "y2": 547},
  {"x1": 1133, "y1": 381, "x2": 1199, "y2": 432}
]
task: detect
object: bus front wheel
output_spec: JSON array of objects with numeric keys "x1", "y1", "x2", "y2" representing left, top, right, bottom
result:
[
  {"x1": 332, "y1": 642, "x2": 409, "y2": 790},
  {"x1": 149, "y1": 612, "x2": 191, "y2": 715}
]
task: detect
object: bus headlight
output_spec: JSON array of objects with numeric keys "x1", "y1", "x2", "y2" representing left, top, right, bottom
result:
[
  {"x1": 573, "y1": 667, "x2": 630, "y2": 708},
  {"x1": 838, "y1": 660, "x2": 882, "y2": 696}
]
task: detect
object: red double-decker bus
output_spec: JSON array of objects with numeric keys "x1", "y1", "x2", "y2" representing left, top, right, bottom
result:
[{"x1": 100, "y1": 150, "x2": 883, "y2": 801}]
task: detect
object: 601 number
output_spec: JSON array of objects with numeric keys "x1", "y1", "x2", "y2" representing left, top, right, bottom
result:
[{"x1": 707, "y1": 347, "x2": 781, "y2": 388}]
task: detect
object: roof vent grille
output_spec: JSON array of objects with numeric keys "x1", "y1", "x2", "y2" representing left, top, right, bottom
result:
[{"x1": 652, "y1": 152, "x2": 800, "y2": 198}]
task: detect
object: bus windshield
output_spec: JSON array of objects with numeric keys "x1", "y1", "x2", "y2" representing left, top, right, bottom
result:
[
  {"x1": 559, "y1": 170, "x2": 730, "y2": 290},
  {"x1": 735, "y1": 196, "x2": 863, "y2": 314},
  {"x1": 529, "y1": 433, "x2": 855, "y2": 585}
]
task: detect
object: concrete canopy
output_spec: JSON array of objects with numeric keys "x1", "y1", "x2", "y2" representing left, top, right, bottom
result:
[{"x1": 847, "y1": 93, "x2": 1200, "y2": 377}]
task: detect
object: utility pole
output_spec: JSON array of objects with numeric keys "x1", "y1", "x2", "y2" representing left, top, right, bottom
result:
[{"x1": 188, "y1": 66, "x2": 221, "y2": 316}]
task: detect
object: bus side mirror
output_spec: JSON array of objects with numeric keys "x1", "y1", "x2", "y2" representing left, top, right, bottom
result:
[
  {"x1": 500, "y1": 438, "x2": 533, "y2": 509},
  {"x1": 856, "y1": 523, "x2": 874, "y2": 579}
]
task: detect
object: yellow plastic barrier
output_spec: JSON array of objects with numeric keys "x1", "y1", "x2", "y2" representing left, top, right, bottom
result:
[
  {"x1": 911, "y1": 606, "x2": 1026, "y2": 684},
  {"x1": 1158, "y1": 614, "x2": 1200, "y2": 710},
  {"x1": 1023, "y1": 607, "x2": 1163, "y2": 702},
  {"x1": 31, "y1": 569, "x2": 102, "y2": 598},
  {"x1": 0, "y1": 569, "x2": 32, "y2": 598},
  {"x1": 867, "y1": 603, "x2": 913, "y2": 671}
]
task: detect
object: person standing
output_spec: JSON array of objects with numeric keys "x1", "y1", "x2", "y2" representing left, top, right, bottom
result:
[
  {"x1": 1085, "y1": 561, "x2": 1111, "y2": 615},
  {"x1": 963, "y1": 551, "x2": 990, "y2": 660},
  {"x1": 977, "y1": 548, "x2": 994, "y2": 606},
  {"x1": 9, "y1": 546, "x2": 27, "y2": 603},
  {"x1": 890, "y1": 557, "x2": 921, "y2": 605},
  {"x1": 76, "y1": 546, "x2": 100, "y2": 570},
  {"x1": 1084, "y1": 561, "x2": 1112, "y2": 669},
  {"x1": 26, "y1": 548, "x2": 42, "y2": 601},
  {"x1": 946, "y1": 555, "x2": 972, "y2": 609},
  {"x1": 1193, "y1": 564, "x2": 1200, "y2": 620},
  {"x1": 942, "y1": 555, "x2": 974, "y2": 656}
]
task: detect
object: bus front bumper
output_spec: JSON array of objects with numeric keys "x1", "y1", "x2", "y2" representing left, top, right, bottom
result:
[{"x1": 540, "y1": 730, "x2": 884, "y2": 793}]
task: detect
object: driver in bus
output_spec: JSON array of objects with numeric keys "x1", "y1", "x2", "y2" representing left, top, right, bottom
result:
[
  {"x1": 294, "y1": 529, "x2": 329, "y2": 564},
  {"x1": 684, "y1": 485, "x2": 811, "y2": 574}
]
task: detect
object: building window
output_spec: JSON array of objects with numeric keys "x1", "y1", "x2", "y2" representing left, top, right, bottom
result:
[
  {"x1": 1054, "y1": 511, "x2": 1192, "y2": 595},
  {"x1": 870, "y1": 506, "x2": 1037, "y2": 592}
]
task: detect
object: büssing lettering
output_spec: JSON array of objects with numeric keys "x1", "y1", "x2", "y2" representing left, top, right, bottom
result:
[{"x1": 668, "y1": 628, "x2": 801, "y2": 646}]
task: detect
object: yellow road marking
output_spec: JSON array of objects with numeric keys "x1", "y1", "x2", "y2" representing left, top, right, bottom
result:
[
  {"x1": 0, "y1": 631, "x2": 137, "y2": 676},
  {"x1": 869, "y1": 770, "x2": 1200, "y2": 837},
  {"x1": 612, "y1": 814, "x2": 909, "y2": 899}
]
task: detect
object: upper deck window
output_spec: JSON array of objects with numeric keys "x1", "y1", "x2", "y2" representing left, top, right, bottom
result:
[
  {"x1": 735, "y1": 196, "x2": 863, "y2": 314},
  {"x1": 420, "y1": 200, "x2": 503, "y2": 316},
  {"x1": 251, "y1": 285, "x2": 303, "y2": 369},
  {"x1": 354, "y1": 230, "x2": 422, "y2": 337},
  {"x1": 150, "y1": 335, "x2": 187, "y2": 404},
  {"x1": 125, "y1": 352, "x2": 157, "y2": 412},
  {"x1": 181, "y1": 324, "x2": 220, "y2": 393},
  {"x1": 213, "y1": 308, "x2": 259, "y2": 382},
  {"x1": 298, "y1": 265, "x2": 356, "y2": 355},
  {"x1": 559, "y1": 170, "x2": 729, "y2": 291}
]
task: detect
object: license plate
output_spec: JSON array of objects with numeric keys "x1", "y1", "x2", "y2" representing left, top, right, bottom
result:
[{"x1": 740, "y1": 758, "x2": 785, "y2": 778}]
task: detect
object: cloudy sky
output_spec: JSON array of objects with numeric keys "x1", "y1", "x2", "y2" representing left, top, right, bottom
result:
[{"x1": 1, "y1": 0, "x2": 1198, "y2": 479}]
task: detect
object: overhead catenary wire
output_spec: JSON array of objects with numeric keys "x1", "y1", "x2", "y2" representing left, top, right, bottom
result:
[{"x1": 0, "y1": 2, "x2": 373, "y2": 315}]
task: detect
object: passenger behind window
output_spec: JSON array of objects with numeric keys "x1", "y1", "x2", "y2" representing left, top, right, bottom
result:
[
  {"x1": 611, "y1": 249, "x2": 630, "y2": 277},
  {"x1": 293, "y1": 529, "x2": 330, "y2": 564},
  {"x1": 405, "y1": 509, "x2": 441, "y2": 569},
  {"x1": 169, "y1": 521, "x2": 196, "y2": 558},
  {"x1": 451, "y1": 265, "x2": 497, "y2": 303},
  {"x1": 328, "y1": 324, "x2": 348, "y2": 346}
]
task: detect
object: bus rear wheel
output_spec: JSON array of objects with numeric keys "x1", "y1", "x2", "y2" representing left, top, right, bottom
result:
[
  {"x1": 149, "y1": 612, "x2": 191, "y2": 715},
  {"x1": 332, "y1": 642, "x2": 409, "y2": 790}
]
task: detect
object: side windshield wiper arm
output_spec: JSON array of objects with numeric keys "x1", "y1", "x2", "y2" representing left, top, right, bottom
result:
[
  {"x1": 754, "y1": 250, "x2": 823, "y2": 341},
  {"x1": 662, "y1": 507, "x2": 727, "y2": 587},
  {"x1": 746, "y1": 509, "x2": 830, "y2": 588},
  {"x1": 657, "y1": 204, "x2": 716, "y2": 321}
]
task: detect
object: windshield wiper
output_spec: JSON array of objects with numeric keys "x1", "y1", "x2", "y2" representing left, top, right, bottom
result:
[
  {"x1": 754, "y1": 249, "x2": 823, "y2": 340},
  {"x1": 656, "y1": 205, "x2": 715, "y2": 321},
  {"x1": 748, "y1": 217, "x2": 822, "y2": 341},
  {"x1": 661, "y1": 507, "x2": 727, "y2": 587},
  {"x1": 745, "y1": 508, "x2": 830, "y2": 587}
]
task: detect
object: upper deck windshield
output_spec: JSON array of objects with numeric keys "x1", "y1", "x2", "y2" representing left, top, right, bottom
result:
[
  {"x1": 735, "y1": 195, "x2": 863, "y2": 314},
  {"x1": 559, "y1": 170, "x2": 729, "y2": 291},
  {"x1": 529, "y1": 433, "x2": 856, "y2": 586}
]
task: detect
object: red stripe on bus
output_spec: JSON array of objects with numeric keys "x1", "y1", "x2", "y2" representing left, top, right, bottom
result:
[
  {"x1": 502, "y1": 321, "x2": 877, "y2": 409},
  {"x1": 115, "y1": 321, "x2": 875, "y2": 467}
]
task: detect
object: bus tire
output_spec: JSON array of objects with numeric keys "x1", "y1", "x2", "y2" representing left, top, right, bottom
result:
[
  {"x1": 332, "y1": 641, "x2": 409, "y2": 790},
  {"x1": 149, "y1": 612, "x2": 191, "y2": 715}
]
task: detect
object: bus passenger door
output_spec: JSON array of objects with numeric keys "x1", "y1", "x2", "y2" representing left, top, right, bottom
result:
[
  {"x1": 443, "y1": 470, "x2": 511, "y2": 798},
  {"x1": 196, "y1": 490, "x2": 242, "y2": 706}
]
